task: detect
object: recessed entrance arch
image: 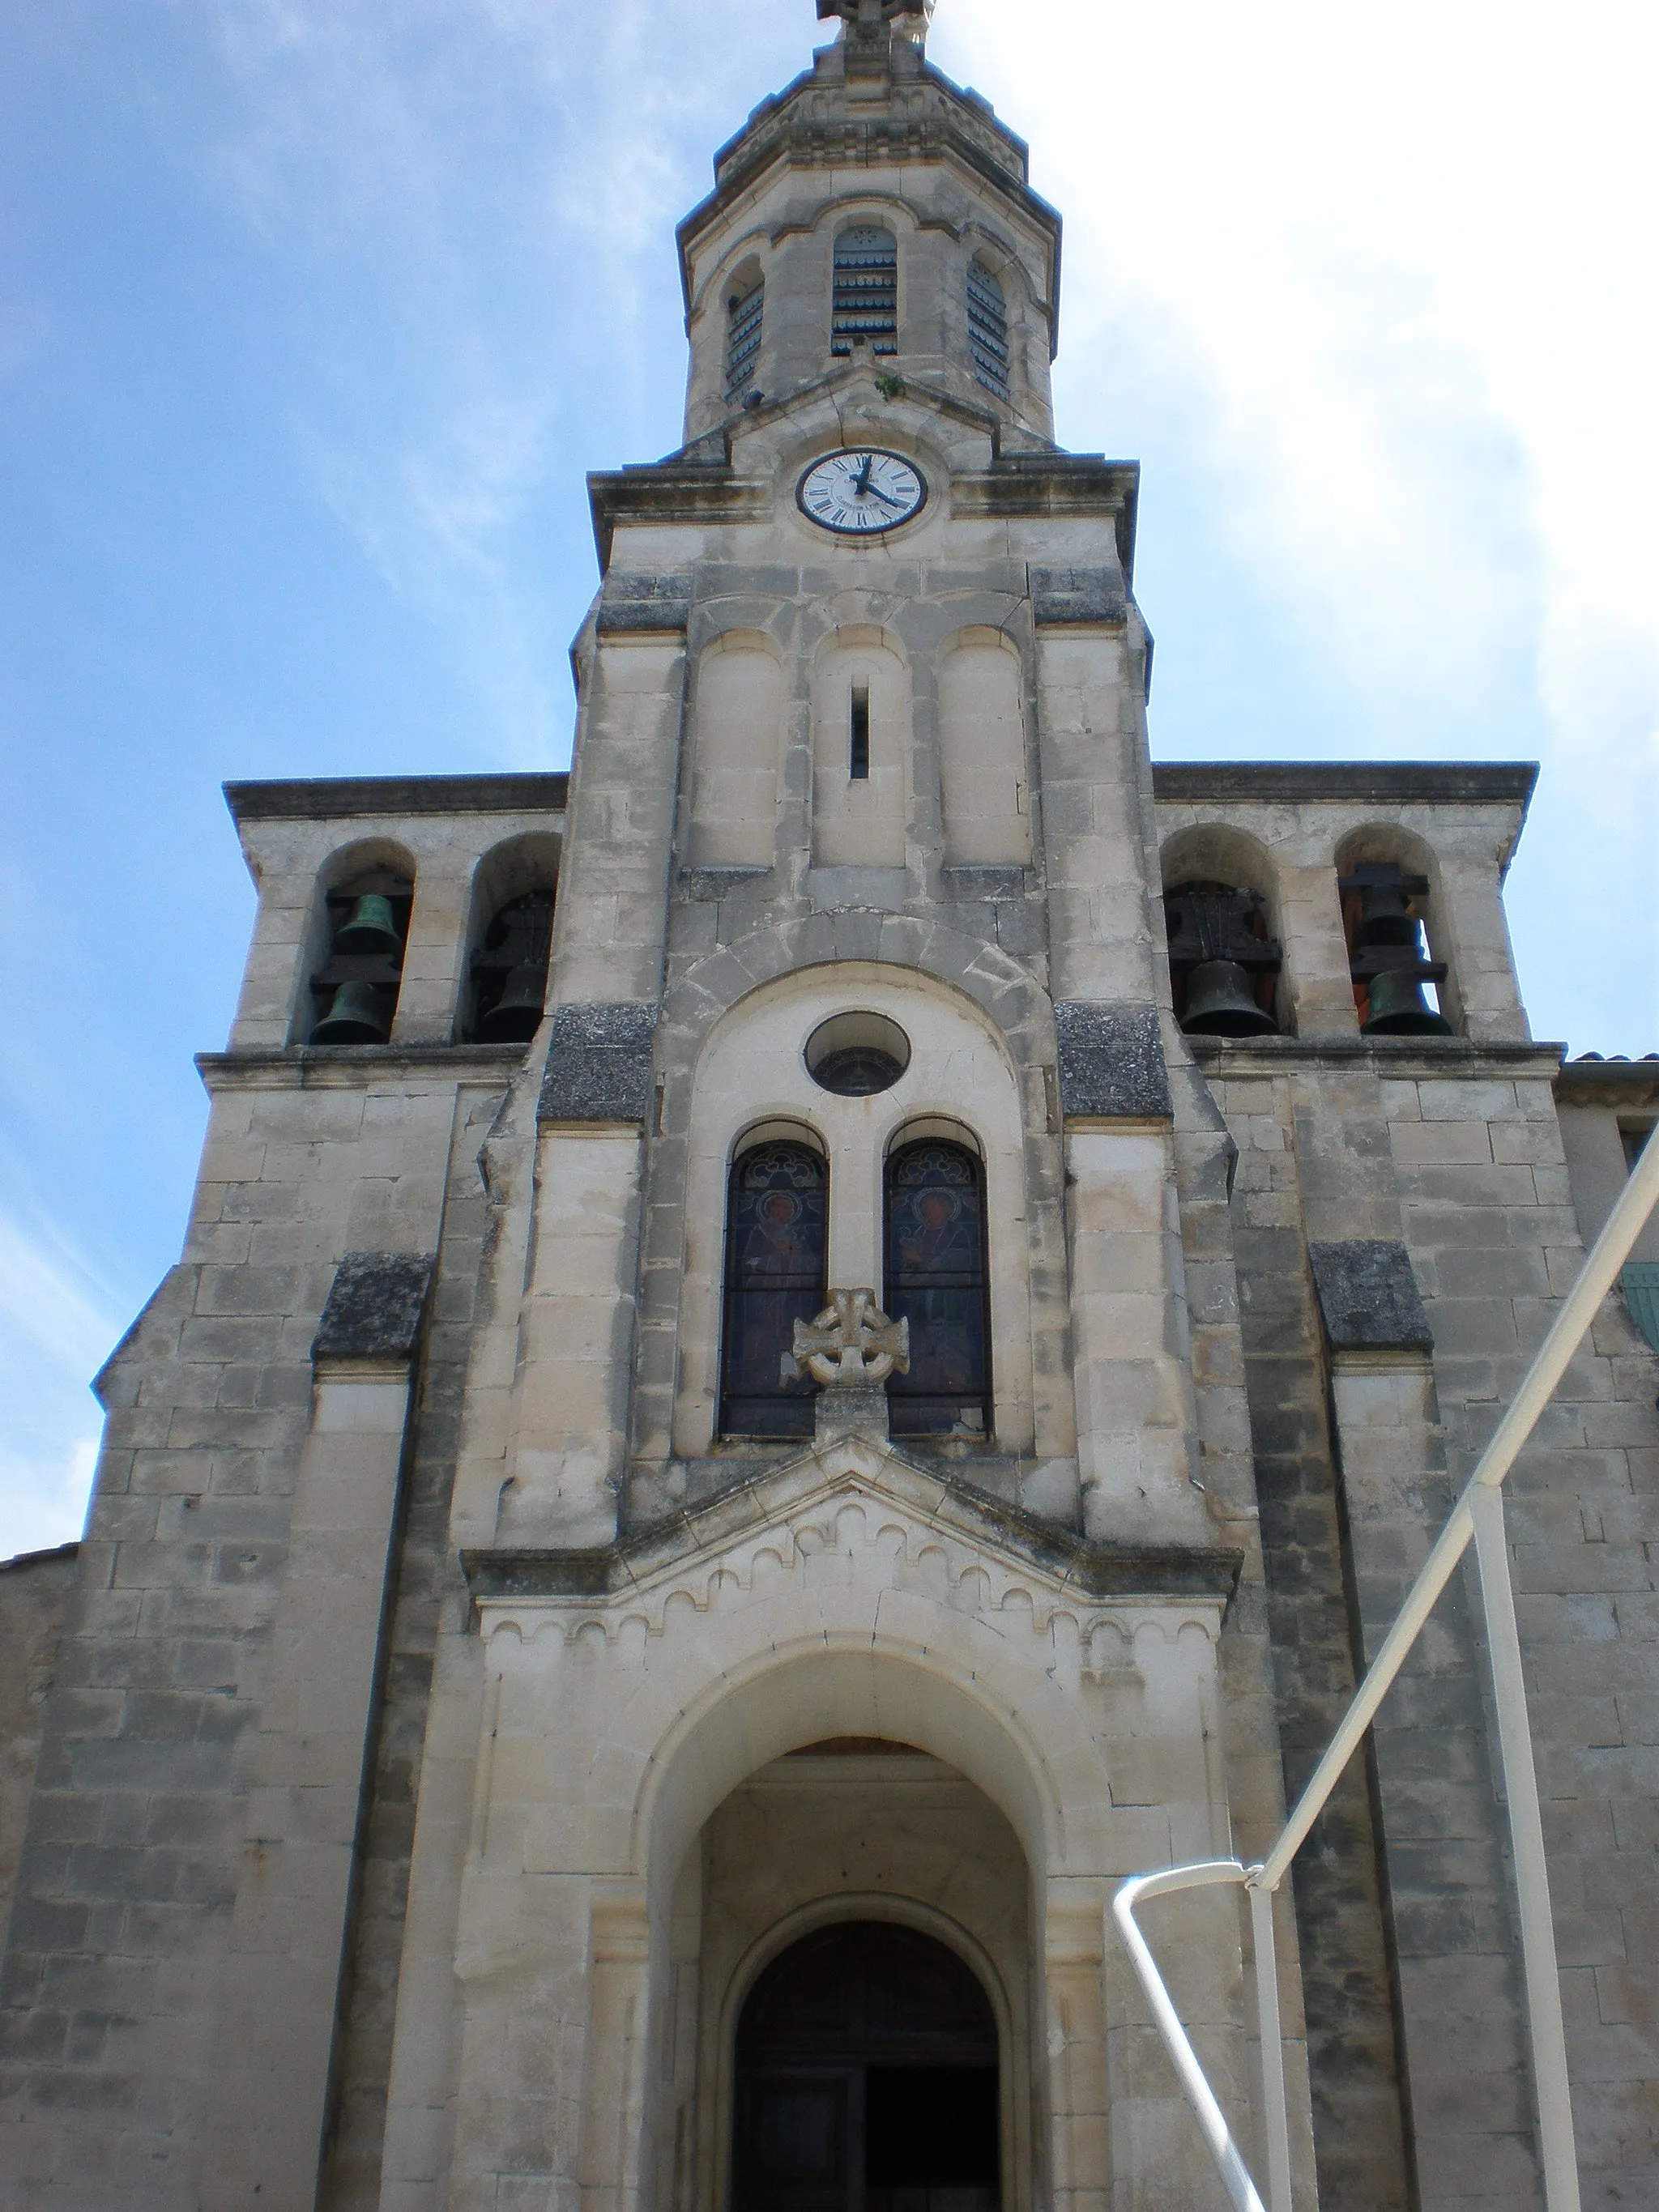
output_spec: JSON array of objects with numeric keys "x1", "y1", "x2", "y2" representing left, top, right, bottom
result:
[{"x1": 733, "y1": 1918, "x2": 1000, "y2": 2212}]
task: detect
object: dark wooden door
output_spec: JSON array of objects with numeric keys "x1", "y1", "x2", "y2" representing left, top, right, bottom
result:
[{"x1": 732, "y1": 1922, "x2": 1000, "y2": 2212}]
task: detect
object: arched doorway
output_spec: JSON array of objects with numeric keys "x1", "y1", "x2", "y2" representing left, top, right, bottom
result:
[{"x1": 732, "y1": 1920, "x2": 1000, "y2": 2212}]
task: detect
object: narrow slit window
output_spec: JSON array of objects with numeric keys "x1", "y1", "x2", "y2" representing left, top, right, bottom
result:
[
  {"x1": 726, "y1": 279, "x2": 764, "y2": 400},
  {"x1": 967, "y1": 260, "x2": 1009, "y2": 395},
  {"x1": 849, "y1": 684, "x2": 871, "y2": 780},
  {"x1": 832, "y1": 225, "x2": 898, "y2": 358}
]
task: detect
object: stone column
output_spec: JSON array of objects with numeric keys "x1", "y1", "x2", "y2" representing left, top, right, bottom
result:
[
  {"x1": 501, "y1": 576, "x2": 689, "y2": 1547},
  {"x1": 1056, "y1": 1006, "x2": 1210, "y2": 1545},
  {"x1": 500, "y1": 1011, "x2": 655, "y2": 1547},
  {"x1": 1030, "y1": 574, "x2": 1158, "y2": 1010},
  {"x1": 1308, "y1": 1240, "x2": 1542, "y2": 2212},
  {"x1": 201, "y1": 1251, "x2": 435, "y2": 2212}
]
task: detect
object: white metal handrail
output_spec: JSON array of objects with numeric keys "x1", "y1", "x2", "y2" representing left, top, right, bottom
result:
[{"x1": 1115, "y1": 1123, "x2": 1659, "y2": 2212}]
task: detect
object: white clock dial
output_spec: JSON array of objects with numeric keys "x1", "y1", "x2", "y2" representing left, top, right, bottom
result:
[{"x1": 796, "y1": 448, "x2": 927, "y2": 535}]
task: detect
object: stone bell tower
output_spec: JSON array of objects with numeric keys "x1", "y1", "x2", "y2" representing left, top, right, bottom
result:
[{"x1": 3, "y1": 6, "x2": 1657, "y2": 2211}]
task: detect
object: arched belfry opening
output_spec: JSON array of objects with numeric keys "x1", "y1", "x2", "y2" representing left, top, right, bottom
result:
[{"x1": 734, "y1": 1919, "x2": 1000, "y2": 2212}]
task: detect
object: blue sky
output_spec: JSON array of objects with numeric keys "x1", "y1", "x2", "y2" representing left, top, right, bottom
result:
[{"x1": 1, "y1": 0, "x2": 1655, "y2": 1556}]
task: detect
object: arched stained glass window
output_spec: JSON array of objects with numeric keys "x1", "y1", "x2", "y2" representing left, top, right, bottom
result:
[
  {"x1": 719, "y1": 1140, "x2": 828, "y2": 1438},
  {"x1": 885, "y1": 1140, "x2": 992, "y2": 1439},
  {"x1": 967, "y1": 259, "x2": 1009, "y2": 395},
  {"x1": 833, "y1": 225, "x2": 898, "y2": 358}
]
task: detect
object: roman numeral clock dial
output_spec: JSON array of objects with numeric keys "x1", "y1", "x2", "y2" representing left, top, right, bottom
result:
[{"x1": 796, "y1": 448, "x2": 926, "y2": 535}]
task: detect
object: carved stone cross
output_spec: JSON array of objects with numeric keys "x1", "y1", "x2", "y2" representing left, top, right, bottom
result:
[{"x1": 792, "y1": 1289, "x2": 911, "y2": 1387}]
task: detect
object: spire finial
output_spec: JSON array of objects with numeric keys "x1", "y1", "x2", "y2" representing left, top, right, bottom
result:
[{"x1": 816, "y1": 0, "x2": 934, "y2": 36}]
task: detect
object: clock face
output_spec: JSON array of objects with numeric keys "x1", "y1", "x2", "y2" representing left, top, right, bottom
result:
[{"x1": 796, "y1": 448, "x2": 927, "y2": 535}]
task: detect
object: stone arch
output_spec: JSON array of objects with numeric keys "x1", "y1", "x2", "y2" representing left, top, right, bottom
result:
[
  {"x1": 937, "y1": 626, "x2": 1030, "y2": 867},
  {"x1": 663, "y1": 955, "x2": 1051, "y2": 1461},
  {"x1": 1158, "y1": 820, "x2": 1288, "y2": 1034},
  {"x1": 456, "y1": 830, "x2": 561, "y2": 1042},
  {"x1": 639, "y1": 1634, "x2": 1076, "y2": 2212},
  {"x1": 1333, "y1": 820, "x2": 1459, "y2": 1032},
  {"x1": 292, "y1": 833, "x2": 419, "y2": 1046},
  {"x1": 689, "y1": 629, "x2": 785, "y2": 869},
  {"x1": 960, "y1": 220, "x2": 1051, "y2": 360},
  {"x1": 637, "y1": 1639, "x2": 1060, "y2": 1907},
  {"x1": 462, "y1": 1502, "x2": 1236, "y2": 2212},
  {"x1": 721, "y1": 252, "x2": 766, "y2": 402}
]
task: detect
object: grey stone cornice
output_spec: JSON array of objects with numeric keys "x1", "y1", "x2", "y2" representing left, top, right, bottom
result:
[
  {"x1": 0, "y1": 1543, "x2": 79, "y2": 1576},
  {"x1": 465, "y1": 1499, "x2": 1239, "y2": 1609},
  {"x1": 950, "y1": 458, "x2": 1139, "y2": 577},
  {"x1": 1555, "y1": 1058, "x2": 1659, "y2": 1104},
  {"x1": 197, "y1": 1045, "x2": 529, "y2": 1091},
  {"x1": 224, "y1": 774, "x2": 567, "y2": 823},
  {"x1": 587, "y1": 462, "x2": 772, "y2": 574},
  {"x1": 1186, "y1": 1035, "x2": 1566, "y2": 1080},
  {"x1": 1151, "y1": 761, "x2": 1538, "y2": 811}
]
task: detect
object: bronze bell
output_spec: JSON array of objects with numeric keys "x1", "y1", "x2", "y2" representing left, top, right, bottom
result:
[
  {"x1": 1363, "y1": 970, "x2": 1454, "y2": 1036},
  {"x1": 1181, "y1": 959, "x2": 1277, "y2": 1037},
  {"x1": 312, "y1": 981, "x2": 392, "y2": 1045},
  {"x1": 1350, "y1": 880, "x2": 1418, "y2": 950},
  {"x1": 333, "y1": 893, "x2": 403, "y2": 957},
  {"x1": 476, "y1": 964, "x2": 548, "y2": 1045}
]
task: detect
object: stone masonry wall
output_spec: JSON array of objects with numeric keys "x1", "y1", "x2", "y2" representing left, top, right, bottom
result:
[
  {"x1": 318, "y1": 1084, "x2": 506, "y2": 2211},
  {"x1": 1384, "y1": 1067, "x2": 1659, "y2": 2211},
  {"x1": 0, "y1": 1064, "x2": 502, "y2": 2210},
  {"x1": 1211, "y1": 1063, "x2": 1416, "y2": 2212},
  {"x1": 0, "y1": 1549, "x2": 79, "y2": 1946}
]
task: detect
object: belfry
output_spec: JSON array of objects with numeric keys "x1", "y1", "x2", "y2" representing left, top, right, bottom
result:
[{"x1": 2, "y1": 6, "x2": 1657, "y2": 2210}]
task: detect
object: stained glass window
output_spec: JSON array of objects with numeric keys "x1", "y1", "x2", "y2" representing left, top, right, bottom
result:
[
  {"x1": 885, "y1": 1140, "x2": 992, "y2": 1438},
  {"x1": 719, "y1": 1141, "x2": 827, "y2": 1438}
]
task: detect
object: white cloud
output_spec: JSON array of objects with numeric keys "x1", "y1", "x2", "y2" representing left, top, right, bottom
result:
[
  {"x1": 934, "y1": 0, "x2": 1659, "y2": 1045},
  {"x1": 0, "y1": 1211, "x2": 123, "y2": 1558}
]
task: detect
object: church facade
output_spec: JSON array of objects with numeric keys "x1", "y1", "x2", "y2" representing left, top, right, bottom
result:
[{"x1": 2, "y1": 5, "x2": 1657, "y2": 2210}]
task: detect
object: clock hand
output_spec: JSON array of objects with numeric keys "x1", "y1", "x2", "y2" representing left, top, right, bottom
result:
[
  {"x1": 853, "y1": 453, "x2": 875, "y2": 496},
  {"x1": 864, "y1": 481, "x2": 906, "y2": 509}
]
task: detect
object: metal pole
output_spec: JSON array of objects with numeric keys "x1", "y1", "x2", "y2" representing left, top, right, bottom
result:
[
  {"x1": 1471, "y1": 1483, "x2": 1582, "y2": 2212},
  {"x1": 1112, "y1": 1861, "x2": 1265, "y2": 2212},
  {"x1": 1248, "y1": 1881, "x2": 1294, "y2": 2212}
]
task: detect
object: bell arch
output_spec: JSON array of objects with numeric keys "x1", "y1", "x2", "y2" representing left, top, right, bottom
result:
[
  {"x1": 1158, "y1": 821, "x2": 1287, "y2": 1038},
  {"x1": 292, "y1": 835, "x2": 419, "y2": 1046},
  {"x1": 457, "y1": 829, "x2": 560, "y2": 1044},
  {"x1": 1333, "y1": 820, "x2": 1459, "y2": 1035}
]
